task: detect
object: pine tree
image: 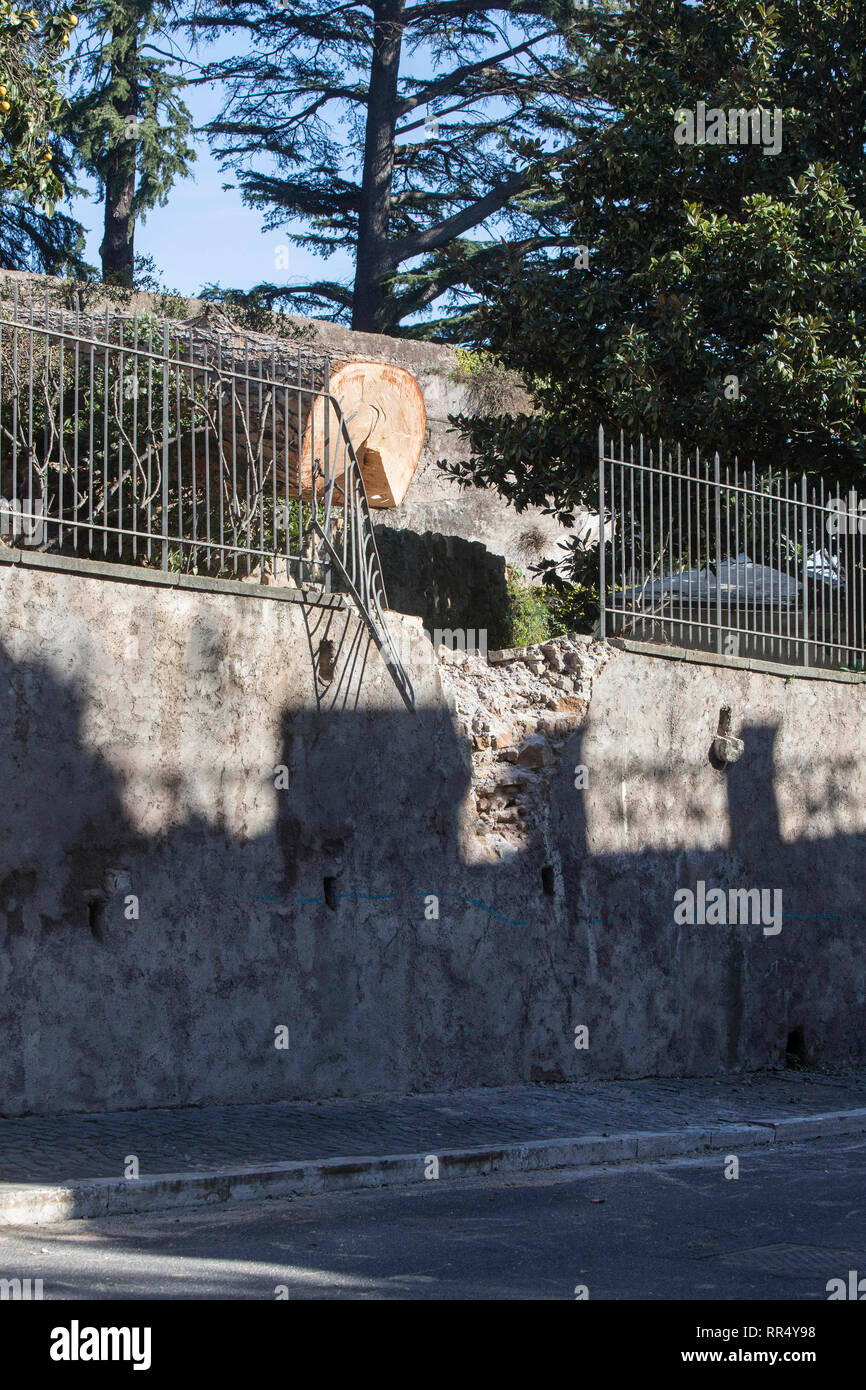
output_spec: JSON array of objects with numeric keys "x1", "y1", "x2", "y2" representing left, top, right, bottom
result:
[
  {"x1": 186, "y1": 0, "x2": 596, "y2": 336},
  {"x1": 0, "y1": 189, "x2": 90, "y2": 275},
  {"x1": 66, "y1": 0, "x2": 195, "y2": 285}
]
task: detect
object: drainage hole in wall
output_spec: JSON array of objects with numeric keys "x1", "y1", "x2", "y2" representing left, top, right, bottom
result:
[
  {"x1": 323, "y1": 877, "x2": 339, "y2": 911},
  {"x1": 317, "y1": 639, "x2": 335, "y2": 684},
  {"x1": 541, "y1": 865, "x2": 555, "y2": 898},
  {"x1": 785, "y1": 1026, "x2": 808, "y2": 1065},
  {"x1": 88, "y1": 897, "x2": 106, "y2": 940}
]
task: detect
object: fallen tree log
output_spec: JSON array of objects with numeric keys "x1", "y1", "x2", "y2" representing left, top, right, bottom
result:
[
  {"x1": 181, "y1": 310, "x2": 426, "y2": 509},
  {"x1": 299, "y1": 359, "x2": 426, "y2": 508}
]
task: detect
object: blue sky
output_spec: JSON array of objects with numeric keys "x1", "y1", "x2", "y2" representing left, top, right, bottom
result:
[
  {"x1": 62, "y1": 19, "x2": 541, "y2": 306},
  {"x1": 66, "y1": 36, "x2": 353, "y2": 300}
]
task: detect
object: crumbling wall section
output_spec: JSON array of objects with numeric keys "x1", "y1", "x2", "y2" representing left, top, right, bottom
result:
[{"x1": 438, "y1": 635, "x2": 610, "y2": 861}]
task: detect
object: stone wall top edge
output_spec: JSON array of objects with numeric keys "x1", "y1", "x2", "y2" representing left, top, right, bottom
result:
[
  {"x1": 608, "y1": 635, "x2": 866, "y2": 685},
  {"x1": 0, "y1": 545, "x2": 348, "y2": 610},
  {"x1": 0, "y1": 269, "x2": 459, "y2": 373}
]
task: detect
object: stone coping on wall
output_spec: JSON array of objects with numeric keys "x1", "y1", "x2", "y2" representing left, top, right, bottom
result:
[
  {"x1": 0, "y1": 268, "x2": 460, "y2": 377},
  {"x1": 0, "y1": 545, "x2": 348, "y2": 610},
  {"x1": 608, "y1": 634, "x2": 866, "y2": 684},
  {"x1": 2, "y1": 546, "x2": 862, "y2": 684}
]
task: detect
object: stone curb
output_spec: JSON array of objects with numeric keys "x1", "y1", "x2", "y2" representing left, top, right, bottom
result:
[{"x1": 2, "y1": 1107, "x2": 864, "y2": 1226}]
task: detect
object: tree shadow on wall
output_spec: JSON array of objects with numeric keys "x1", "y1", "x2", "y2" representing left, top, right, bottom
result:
[
  {"x1": 373, "y1": 526, "x2": 511, "y2": 648},
  {"x1": 0, "y1": 618, "x2": 864, "y2": 1124}
]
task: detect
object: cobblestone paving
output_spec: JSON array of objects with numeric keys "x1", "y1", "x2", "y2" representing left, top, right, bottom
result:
[{"x1": 1, "y1": 1068, "x2": 864, "y2": 1183}]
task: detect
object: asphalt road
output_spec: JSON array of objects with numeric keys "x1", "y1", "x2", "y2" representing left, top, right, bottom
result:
[{"x1": 2, "y1": 1134, "x2": 864, "y2": 1300}]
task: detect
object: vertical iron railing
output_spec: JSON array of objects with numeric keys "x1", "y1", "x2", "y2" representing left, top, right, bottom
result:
[{"x1": 599, "y1": 427, "x2": 865, "y2": 673}]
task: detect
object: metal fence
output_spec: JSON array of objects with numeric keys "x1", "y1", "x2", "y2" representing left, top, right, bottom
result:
[
  {"x1": 0, "y1": 285, "x2": 413, "y2": 708},
  {"x1": 599, "y1": 427, "x2": 866, "y2": 672}
]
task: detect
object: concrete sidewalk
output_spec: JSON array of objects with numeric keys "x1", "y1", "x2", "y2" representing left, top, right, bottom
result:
[{"x1": 2, "y1": 1067, "x2": 865, "y2": 1225}]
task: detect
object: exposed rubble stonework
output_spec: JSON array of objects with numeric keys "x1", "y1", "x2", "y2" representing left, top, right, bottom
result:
[{"x1": 435, "y1": 634, "x2": 611, "y2": 862}]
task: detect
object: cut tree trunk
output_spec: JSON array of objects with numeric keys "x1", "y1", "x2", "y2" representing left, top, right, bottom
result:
[
  {"x1": 299, "y1": 359, "x2": 426, "y2": 508},
  {"x1": 180, "y1": 312, "x2": 426, "y2": 509}
]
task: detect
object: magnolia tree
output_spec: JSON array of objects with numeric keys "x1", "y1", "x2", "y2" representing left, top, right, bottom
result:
[{"x1": 445, "y1": 0, "x2": 866, "y2": 573}]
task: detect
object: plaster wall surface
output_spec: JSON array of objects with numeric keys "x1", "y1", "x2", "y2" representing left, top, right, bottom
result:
[{"x1": 0, "y1": 558, "x2": 863, "y2": 1116}]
